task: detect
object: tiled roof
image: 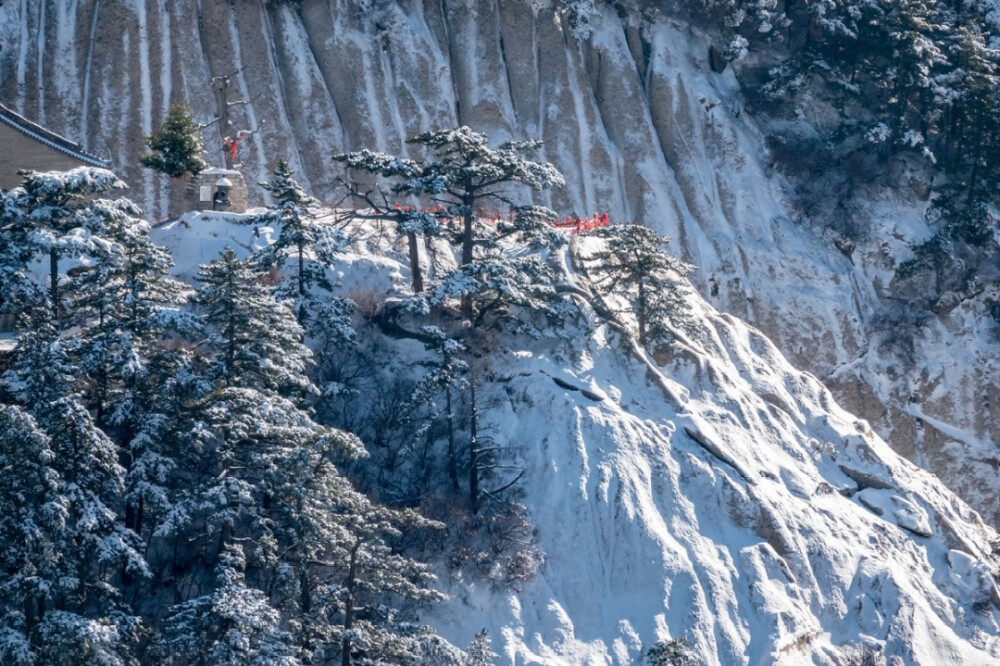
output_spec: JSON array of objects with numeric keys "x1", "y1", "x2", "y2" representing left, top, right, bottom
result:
[{"x1": 0, "y1": 102, "x2": 109, "y2": 168}]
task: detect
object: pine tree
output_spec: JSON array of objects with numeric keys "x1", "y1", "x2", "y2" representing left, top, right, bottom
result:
[
  {"x1": 0, "y1": 167, "x2": 129, "y2": 324},
  {"x1": 0, "y1": 212, "x2": 45, "y2": 328},
  {"x1": 1, "y1": 323, "x2": 147, "y2": 666},
  {"x1": 939, "y1": 25, "x2": 1000, "y2": 206},
  {"x1": 882, "y1": 0, "x2": 947, "y2": 141},
  {"x1": 69, "y1": 199, "x2": 190, "y2": 425},
  {"x1": 70, "y1": 205, "x2": 196, "y2": 548},
  {"x1": 194, "y1": 246, "x2": 312, "y2": 394},
  {"x1": 585, "y1": 225, "x2": 691, "y2": 347},
  {"x1": 154, "y1": 260, "x2": 329, "y2": 661},
  {"x1": 141, "y1": 102, "x2": 207, "y2": 179},
  {"x1": 328, "y1": 499, "x2": 445, "y2": 666},
  {"x1": 0, "y1": 404, "x2": 65, "y2": 666},
  {"x1": 334, "y1": 126, "x2": 564, "y2": 271},
  {"x1": 262, "y1": 428, "x2": 450, "y2": 666},
  {"x1": 332, "y1": 164, "x2": 442, "y2": 294},
  {"x1": 255, "y1": 160, "x2": 322, "y2": 317},
  {"x1": 403, "y1": 208, "x2": 564, "y2": 512},
  {"x1": 158, "y1": 545, "x2": 299, "y2": 666},
  {"x1": 151, "y1": 249, "x2": 317, "y2": 650},
  {"x1": 465, "y1": 629, "x2": 498, "y2": 666},
  {"x1": 251, "y1": 160, "x2": 355, "y2": 334}
]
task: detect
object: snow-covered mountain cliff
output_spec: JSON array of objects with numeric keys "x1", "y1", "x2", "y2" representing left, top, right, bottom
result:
[
  {"x1": 4, "y1": 0, "x2": 1000, "y2": 650},
  {"x1": 4, "y1": 0, "x2": 993, "y2": 528},
  {"x1": 153, "y1": 212, "x2": 1000, "y2": 665}
]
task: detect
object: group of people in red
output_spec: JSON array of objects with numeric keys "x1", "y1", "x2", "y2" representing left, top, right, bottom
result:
[{"x1": 390, "y1": 203, "x2": 611, "y2": 234}]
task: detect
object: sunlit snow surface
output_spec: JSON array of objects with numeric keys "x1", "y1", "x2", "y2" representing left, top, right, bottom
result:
[{"x1": 153, "y1": 213, "x2": 1000, "y2": 666}]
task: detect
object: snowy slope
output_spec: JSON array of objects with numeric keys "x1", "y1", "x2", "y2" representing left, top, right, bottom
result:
[
  {"x1": 5, "y1": 0, "x2": 1000, "y2": 538},
  {"x1": 153, "y1": 214, "x2": 1000, "y2": 665},
  {"x1": 429, "y1": 247, "x2": 1000, "y2": 666}
]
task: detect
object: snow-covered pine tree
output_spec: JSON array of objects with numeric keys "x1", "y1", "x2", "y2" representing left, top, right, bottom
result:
[
  {"x1": 0, "y1": 167, "x2": 129, "y2": 324},
  {"x1": 878, "y1": 0, "x2": 947, "y2": 143},
  {"x1": 157, "y1": 545, "x2": 299, "y2": 666},
  {"x1": 1, "y1": 322, "x2": 147, "y2": 665},
  {"x1": 0, "y1": 208, "x2": 45, "y2": 329},
  {"x1": 141, "y1": 102, "x2": 207, "y2": 179},
  {"x1": 148, "y1": 248, "x2": 317, "y2": 654},
  {"x1": 68, "y1": 196, "x2": 189, "y2": 425},
  {"x1": 264, "y1": 426, "x2": 450, "y2": 665},
  {"x1": 406, "y1": 634, "x2": 467, "y2": 666},
  {"x1": 398, "y1": 208, "x2": 443, "y2": 294},
  {"x1": 402, "y1": 207, "x2": 567, "y2": 512},
  {"x1": 66, "y1": 199, "x2": 196, "y2": 550},
  {"x1": 327, "y1": 499, "x2": 445, "y2": 666},
  {"x1": 893, "y1": 24, "x2": 1000, "y2": 294},
  {"x1": 465, "y1": 629, "x2": 498, "y2": 666},
  {"x1": 334, "y1": 126, "x2": 564, "y2": 271},
  {"x1": 584, "y1": 225, "x2": 692, "y2": 348},
  {"x1": 250, "y1": 160, "x2": 358, "y2": 373},
  {"x1": 937, "y1": 25, "x2": 1000, "y2": 212},
  {"x1": 194, "y1": 246, "x2": 311, "y2": 395},
  {"x1": 149, "y1": 253, "x2": 324, "y2": 663},
  {"x1": 0, "y1": 404, "x2": 65, "y2": 666},
  {"x1": 159, "y1": 248, "x2": 316, "y2": 566},
  {"x1": 251, "y1": 160, "x2": 332, "y2": 323}
]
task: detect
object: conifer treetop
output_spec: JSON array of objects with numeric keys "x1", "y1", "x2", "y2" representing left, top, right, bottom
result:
[
  {"x1": 335, "y1": 126, "x2": 564, "y2": 203},
  {"x1": 141, "y1": 103, "x2": 207, "y2": 179},
  {"x1": 260, "y1": 159, "x2": 315, "y2": 208}
]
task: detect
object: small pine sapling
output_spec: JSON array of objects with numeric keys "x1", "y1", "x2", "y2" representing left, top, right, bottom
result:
[
  {"x1": 141, "y1": 102, "x2": 207, "y2": 178},
  {"x1": 465, "y1": 629, "x2": 498, "y2": 666}
]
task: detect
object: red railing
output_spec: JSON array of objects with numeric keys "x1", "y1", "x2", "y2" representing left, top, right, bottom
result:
[
  {"x1": 553, "y1": 213, "x2": 610, "y2": 234},
  {"x1": 390, "y1": 204, "x2": 611, "y2": 235}
]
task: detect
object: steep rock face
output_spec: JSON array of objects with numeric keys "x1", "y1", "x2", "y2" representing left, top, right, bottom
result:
[{"x1": 1, "y1": 0, "x2": 998, "y2": 523}]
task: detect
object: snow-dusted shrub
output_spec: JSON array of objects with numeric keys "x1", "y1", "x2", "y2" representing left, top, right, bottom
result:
[
  {"x1": 347, "y1": 287, "x2": 390, "y2": 322},
  {"x1": 426, "y1": 492, "x2": 543, "y2": 590},
  {"x1": 557, "y1": 0, "x2": 597, "y2": 40},
  {"x1": 844, "y1": 644, "x2": 885, "y2": 666},
  {"x1": 646, "y1": 637, "x2": 701, "y2": 666}
]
